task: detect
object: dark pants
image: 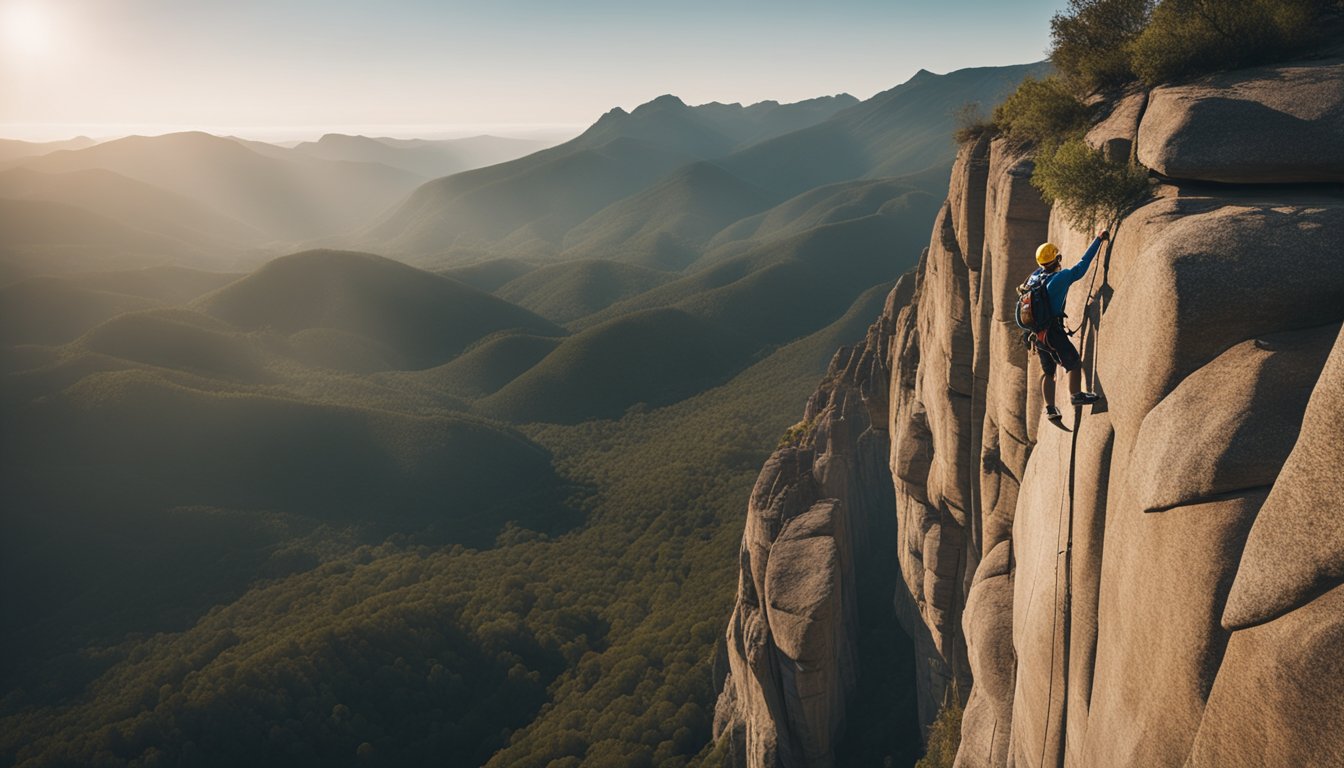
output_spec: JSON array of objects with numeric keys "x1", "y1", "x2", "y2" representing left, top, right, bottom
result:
[{"x1": 1036, "y1": 321, "x2": 1081, "y2": 377}]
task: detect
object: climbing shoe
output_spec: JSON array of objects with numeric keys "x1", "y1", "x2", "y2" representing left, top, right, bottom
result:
[
  {"x1": 1071, "y1": 392, "x2": 1100, "y2": 406},
  {"x1": 1045, "y1": 405, "x2": 1062, "y2": 422}
]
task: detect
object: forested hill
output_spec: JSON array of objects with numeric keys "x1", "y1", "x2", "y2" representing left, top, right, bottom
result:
[{"x1": 1, "y1": 62, "x2": 1047, "y2": 767}]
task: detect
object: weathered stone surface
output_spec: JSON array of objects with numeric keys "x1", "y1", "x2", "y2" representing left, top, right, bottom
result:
[
  {"x1": 1096, "y1": 192, "x2": 1344, "y2": 445},
  {"x1": 1127, "y1": 325, "x2": 1336, "y2": 514},
  {"x1": 1137, "y1": 59, "x2": 1344, "y2": 183},
  {"x1": 1062, "y1": 411, "x2": 1114, "y2": 762},
  {"x1": 956, "y1": 541, "x2": 1016, "y2": 768},
  {"x1": 1073, "y1": 475, "x2": 1264, "y2": 767},
  {"x1": 721, "y1": 55, "x2": 1344, "y2": 768},
  {"x1": 1187, "y1": 584, "x2": 1344, "y2": 767},
  {"x1": 715, "y1": 278, "x2": 909, "y2": 767},
  {"x1": 951, "y1": 134, "x2": 992, "y2": 274},
  {"x1": 765, "y1": 502, "x2": 844, "y2": 766},
  {"x1": 1006, "y1": 422, "x2": 1068, "y2": 768},
  {"x1": 1086, "y1": 88, "x2": 1147, "y2": 164},
  {"x1": 980, "y1": 141, "x2": 1049, "y2": 531},
  {"x1": 891, "y1": 202, "x2": 977, "y2": 727},
  {"x1": 1223, "y1": 324, "x2": 1344, "y2": 629}
]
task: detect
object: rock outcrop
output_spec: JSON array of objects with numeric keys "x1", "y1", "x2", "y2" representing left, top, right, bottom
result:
[
  {"x1": 713, "y1": 278, "x2": 907, "y2": 767},
  {"x1": 714, "y1": 52, "x2": 1344, "y2": 767}
]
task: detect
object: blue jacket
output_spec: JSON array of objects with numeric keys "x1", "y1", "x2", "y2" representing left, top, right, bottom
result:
[{"x1": 1041, "y1": 236, "x2": 1102, "y2": 317}]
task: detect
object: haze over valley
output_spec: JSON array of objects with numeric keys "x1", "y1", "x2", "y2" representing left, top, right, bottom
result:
[
  {"x1": 1, "y1": 50, "x2": 1043, "y2": 765},
  {"x1": 12, "y1": 0, "x2": 1337, "y2": 765}
]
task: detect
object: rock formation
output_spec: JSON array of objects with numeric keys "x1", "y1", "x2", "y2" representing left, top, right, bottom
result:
[
  {"x1": 714, "y1": 52, "x2": 1344, "y2": 767},
  {"x1": 714, "y1": 278, "x2": 907, "y2": 767}
]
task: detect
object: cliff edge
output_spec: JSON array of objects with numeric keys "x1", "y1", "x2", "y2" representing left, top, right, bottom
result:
[{"x1": 714, "y1": 52, "x2": 1344, "y2": 767}]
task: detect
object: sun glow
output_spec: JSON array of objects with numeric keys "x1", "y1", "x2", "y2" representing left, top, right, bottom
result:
[{"x1": 1, "y1": 1, "x2": 56, "y2": 61}]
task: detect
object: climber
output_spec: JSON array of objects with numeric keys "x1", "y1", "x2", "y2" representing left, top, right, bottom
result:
[{"x1": 1020, "y1": 231, "x2": 1107, "y2": 422}]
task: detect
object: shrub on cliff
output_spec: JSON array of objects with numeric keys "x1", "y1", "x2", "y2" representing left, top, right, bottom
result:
[
  {"x1": 990, "y1": 74, "x2": 1153, "y2": 231},
  {"x1": 1129, "y1": 0, "x2": 1341, "y2": 84},
  {"x1": 953, "y1": 102, "x2": 996, "y2": 144},
  {"x1": 1032, "y1": 137, "x2": 1154, "y2": 230},
  {"x1": 1050, "y1": 0, "x2": 1156, "y2": 91},
  {"x1": 1050, "y1": 0, "x2": 1342, "y2": 89},
  {"x1": 914, "y1": 699, "x2": 963, "y2": 768},
  {"x1": 992, "y1": 77, "x2": 1093, "y2": 146}
]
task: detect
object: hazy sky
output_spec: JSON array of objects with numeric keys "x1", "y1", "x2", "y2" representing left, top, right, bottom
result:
[{"x1": 1, "y1": 0, "x2": 1067, "y2": 141}]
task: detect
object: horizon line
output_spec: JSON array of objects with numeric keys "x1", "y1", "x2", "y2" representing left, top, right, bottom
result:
[{"x1": 0, "y1": 122, "x2": 591, "y2": 144}]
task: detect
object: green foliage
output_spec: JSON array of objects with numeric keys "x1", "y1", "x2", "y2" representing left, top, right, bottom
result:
[
  {"x1": 2, "y1": 232, "x2": 907, "y2": 768},
  {"x1": 1049, "y1": 0, "x2": 1340, "y2": 89},
  {"x1": 414, "y1": 333, "x2": 562, "y2": 399},
  {"x1": 1031, "y1": 137, "x2": 1154, "y2": 231},
  {"x1": 992, "y1": 77, "x2": 1093, "y2": 146},
  {"x1": 913, "y1": 699, "x2": 964, "y2": 768},
  {"x1": 479, "y1": 308, "x2": 752, "y2": 424},
  {"x1": 776, "y1": 418, "x2": 816, "y2": 448},
  {"x1": 1129, "y1": 0, "x2": 1339, "y2": 84},
  {"x1": 496, "y1": 259, "x2": 674, "y2": 326},
  {"x1": 952, "y1": 102, "x2": 996, "y2": 144},
  {"x1": 1050, "y1": 0, "x2": 1156, "y2": 92},
  {"x1": 195, "y1": 249, "x2": 563, "y2": 370}
]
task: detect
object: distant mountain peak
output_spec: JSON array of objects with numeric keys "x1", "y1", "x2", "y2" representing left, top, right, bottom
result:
[
  {"x1": 593, "y1": 106, "x2": 630, "y2": 126},
  {"x1": 167, "y1": 130, "x2": 220, "y2": 140},
  {"x1": 635, "y1": 94, "x2": 688, "y2": 112}
]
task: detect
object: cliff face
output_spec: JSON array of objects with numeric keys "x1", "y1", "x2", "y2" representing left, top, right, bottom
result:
[
  {"x1": 715, "y1": 53, "x2": 1344, "y2": 767},
  {"x1": 713, "y1": 276, "x2": 907, "y2": 767}
]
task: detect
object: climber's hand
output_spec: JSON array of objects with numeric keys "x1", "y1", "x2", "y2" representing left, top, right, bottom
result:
[{"x1": 1098, "y1": 230, "x2": 1110, "y2": 241}]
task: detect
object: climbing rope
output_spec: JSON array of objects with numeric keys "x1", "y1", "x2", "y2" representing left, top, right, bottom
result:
[
  {"x1": 1038, "y1": 432, "x2": 1072, "y2": 768},
  {"x1": 1039, "y1": 219, "x2": 1119, "y2": 768}
]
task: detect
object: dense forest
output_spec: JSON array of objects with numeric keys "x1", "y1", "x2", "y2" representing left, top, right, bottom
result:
[{"x1": 1, "y1": 63, "x2": 1041, "y2": 767}]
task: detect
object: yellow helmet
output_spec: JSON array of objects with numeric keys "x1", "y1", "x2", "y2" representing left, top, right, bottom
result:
[{"x1": 1036, "y1": 242, "x2": 1060, "y2": 266}]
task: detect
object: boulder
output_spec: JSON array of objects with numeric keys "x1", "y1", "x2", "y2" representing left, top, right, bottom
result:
[
  {"x1": 1127, "y1": 325, "x2": 1336, "y2": 514},
  {"x1": 715, "y1": 288, "x2": 910, "y2": 767},
  {"x1": 765, "y1": 501, "x2": 844, "y2": 767},
  {"x1": 1137, "y1": 60, "x2": 1344, "y2": 183},
  {"x1": 1223, "y1": 324, "x2": 1344, "y2": 629},
  {"x1": 1077, "y1": 490, "x2": 1263, "y2": 768},
  {"x1": 1186, "y1": 584, "x2": 1344, "y2": 767},
  {"x1": 1086, "y1": 89, "x2": 1147, "y2": 164},
  {"x1": 1094, "y1": 193, "x2": 1344, "y2": 446}
]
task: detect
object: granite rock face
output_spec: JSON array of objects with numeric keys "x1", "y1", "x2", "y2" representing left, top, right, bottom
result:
[
  {"x1": 713, "y1": 276, "x2": 908, "y2": 767},
  {"x1": 715, "y1": 56, "x2": 1344, "y2": 768},
  {"x1": 926, "y1": 59, "x2": 1344, "y2": 768},
  {"x1": 1137, "y1": 58, "x2": 1344, "y2": 183}
]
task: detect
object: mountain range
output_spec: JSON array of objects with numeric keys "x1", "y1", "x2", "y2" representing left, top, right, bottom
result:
[
  {"x1": 0, "y1": 132, "x2": 557, "y2": 281},
  {"x1": 0, "y1": 61, "x2": 1045, "y2": 767},
  {"x1": 350, "y1": 65, "x2": 1042, "y2": 265}
]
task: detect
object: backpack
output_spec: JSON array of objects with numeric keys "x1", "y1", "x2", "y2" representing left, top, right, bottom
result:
[{"x1": 1014, "y1": 269, "x2": 1055, "y2": 332}]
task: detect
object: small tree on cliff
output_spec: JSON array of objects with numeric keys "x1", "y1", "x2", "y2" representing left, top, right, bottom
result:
[
  {"x1": 1031, "y1": 137, "x2": 1154, "y2": 231},
  {"x1": 991, "y1": 75, "x2": 1153, "y2": 230},
  {"x1": 1128, "y1": 0, "x2": 1343, "y2": 84},
  {"x1": 1050, "y1": 0, "x2": 1156, "y2": 92},
  {"x1": 1050, "y1": 0, "x2": 1343, "y2": 88},
  {"x1": 992, "y1": 76, "x2": 1092, "y2": 146},
  {"x1": 913, "y1": 699, "x2": 963, "y2": 768},
  {"x1": 953, "y1": 101, "x2": 996, "y2": 144}
]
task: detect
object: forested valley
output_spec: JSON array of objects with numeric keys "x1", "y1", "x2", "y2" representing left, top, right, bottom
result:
[{"x1": 1, "y1": 63, "x2": 1040, "y2": 766}]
